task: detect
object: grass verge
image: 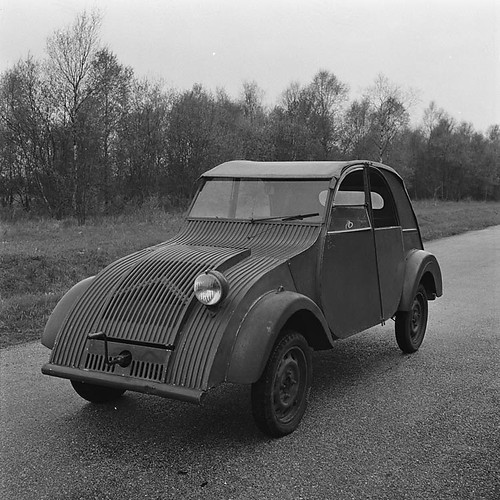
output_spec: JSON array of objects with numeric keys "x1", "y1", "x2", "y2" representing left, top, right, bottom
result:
[
  {"x1": 1, "y1": 201, "x2": 499, "y2": 349},
  {"x1": 413, "y1": 200, "x2": 500, "y2": 241}
]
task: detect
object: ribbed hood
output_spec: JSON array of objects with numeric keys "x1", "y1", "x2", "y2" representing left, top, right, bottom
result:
[{"x1": 50, "y1": 242, "x2": 250, "y2": 366}]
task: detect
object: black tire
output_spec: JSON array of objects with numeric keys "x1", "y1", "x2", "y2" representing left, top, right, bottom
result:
[
  {"x1": 251, "y1": 330, "x2": 312, "y2": 437},
  {"x1": 395, "y1": 284, "x2": 428, "y2": 353},
  {"x1": 71, "y1": 380, "x2": 126, "y2": 403}
]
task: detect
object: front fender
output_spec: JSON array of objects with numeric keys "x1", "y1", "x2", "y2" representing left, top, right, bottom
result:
[
  {"x1": 42, "y1": 276, "x2": 95, "y2": 349},
  {"x1": 398, "y1": 250, "x2": 443, "y2": 311},
  {"x1": 226, "y1": 289, "x2": 331, "y2": 384}
]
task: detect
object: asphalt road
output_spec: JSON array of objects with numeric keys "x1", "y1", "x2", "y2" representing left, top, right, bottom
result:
[{"x1": 1, "y1": 226, "x2": 499, "y2": 500}]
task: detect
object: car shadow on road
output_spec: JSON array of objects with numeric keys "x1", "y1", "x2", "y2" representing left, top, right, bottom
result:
[{"x1": 311, "y1": 325, "x2": 411, "y2": 394}]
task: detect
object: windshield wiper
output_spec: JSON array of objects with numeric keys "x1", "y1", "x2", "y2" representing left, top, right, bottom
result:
[{"x1": 250, "y1": 212, "x2": 319, "y2": 223}]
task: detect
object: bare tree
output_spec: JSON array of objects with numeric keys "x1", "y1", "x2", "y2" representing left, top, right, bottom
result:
[
  {"x1": 484, "y1": 125, "x2": 500, "y2": 199},
  {"x1": 240, "y1": 81, "x2": 265, "y2": 122},
  {"x1": 119, "y1": 78, "x2": 173, "y2": 204},
  {"x1": 89, "y1": 48, "x2": 133, "y2": 211},
  {"x1": 306, "y1": 70, "x2": 349, "y2": 159},
  {"x1": 280, "y1": 81, "x2": 303, "y2": 116},
  {"x1": 0, "y1": 57, "x2": 64, "y2": 214},
  {"x1": 270, "y1": 72, "x2": 348, "y2": 161},
  {"x1": 422, "y1": 101, "x2": 447, "y2": 139},
  {"x1": 340, "y1": 97, "x2": 372, "y2": 158},
  {"x1": 365, "y1": 74, "x2": 415, "y2": 162},
  {"x1": 270, "y1": 81, "x2": 313, "y2": 160},
  {"x1": 45, "y1": 10, "x2": 102, "y2": 223},
  {"x1": 238, "y1": 81, "x2": 272, "y2": 159}
]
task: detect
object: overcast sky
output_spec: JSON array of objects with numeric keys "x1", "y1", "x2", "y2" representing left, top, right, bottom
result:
[{"x1": 0, "y1": 0, "x2": 498, "y2": 132}]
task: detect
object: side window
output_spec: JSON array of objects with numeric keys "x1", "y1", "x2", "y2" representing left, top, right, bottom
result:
[
  {"x1": 369, "y1": 170, "x2": 399, "y2": 228},
  {"x1": 382, "y1": 170, "x2": 418, "y2": 230},
  {"x1": 329, "y1": 169, "x2": 370, "y2": 231}
]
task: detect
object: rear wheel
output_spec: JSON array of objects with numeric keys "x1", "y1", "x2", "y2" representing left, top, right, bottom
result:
[
  {"x1": 395, "y1": 284, "x2": 428, "y2": 353},
  {"x1": 71, "y1": 380, "x2": 126, "y2": 403},
  {"x1": 251, "y1": 330, "x2": 312, "y2": 437}
]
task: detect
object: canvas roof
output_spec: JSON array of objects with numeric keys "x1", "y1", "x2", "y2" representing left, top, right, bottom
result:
[{"x1": 202, "y1": 160, "x2": 397, "y2": 179}]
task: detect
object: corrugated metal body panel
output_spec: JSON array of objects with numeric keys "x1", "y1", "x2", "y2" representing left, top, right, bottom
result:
[
  {"x1": 51, "y1": 244, "x2": 245, "y2": 367},
  {"x1": 165, "y1": 220, "x2": 320, "y2": 389},
  {"x1": 165, "y1": 254, "x2": 272, "y2": 388},
  {"x1": 96, "y1": 244, "x2": 240, "y2": 345},
  {"x1": 49, "y1": 220, "x2": 320, "y2": 393},
  {"x1": 177, "y1": 220, "x2": 318, "y2": 258},
  {"x1": 51, "y1": 250, "x2": 149, "y2": 367}
]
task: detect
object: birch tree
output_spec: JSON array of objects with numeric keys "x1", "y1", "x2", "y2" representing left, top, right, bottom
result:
[
  {"x1": 365, "y1": 74, "x2": 414, "y2": 162},
  {"x1": 45, "y1": 10, "x2": 102, "y2": 223}
]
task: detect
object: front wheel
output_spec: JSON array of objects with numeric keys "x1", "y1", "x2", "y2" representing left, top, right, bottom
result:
[
  {"x1": 395, "y1": 284, "x2": 428, "y2": 353},
  {"x1": 71, "y1": 380, "x2": 126, "y2": 403},
  {"x1": 251, "y1": 330, "x2": 312, "y2": 437}
]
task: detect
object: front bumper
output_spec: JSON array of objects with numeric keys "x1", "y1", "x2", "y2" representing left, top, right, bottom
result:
[{"x1": 41, "y1": 363, "x2": 205, "y2": 403}]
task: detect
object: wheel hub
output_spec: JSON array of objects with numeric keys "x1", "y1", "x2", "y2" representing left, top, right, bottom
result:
[
  {"x1": 278, "y1": 362, "x2": 299, "y2": 408},
  {"x1": 273, "y1": 349, "x2": 304, "y2": 420},
  {"x1": 411, "y1": 296, "x2": 423, "y2": 336}
]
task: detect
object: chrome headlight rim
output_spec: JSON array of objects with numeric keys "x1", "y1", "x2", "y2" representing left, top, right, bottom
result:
[{"x1": 193, "y1": 270, "x2": 229, "y2": 306}]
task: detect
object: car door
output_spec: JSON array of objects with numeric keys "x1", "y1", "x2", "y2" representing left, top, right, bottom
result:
[
  {"x1": 320, "y1": 167, "x2": 381, "y2": 338},
  {"x1": 368, "y1": 168, "x2": 405, "y2": 320}
]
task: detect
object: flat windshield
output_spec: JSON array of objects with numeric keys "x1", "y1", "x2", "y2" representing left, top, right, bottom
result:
[{"x1": 189, "y1": 178, "x2": 330, "y2": 222}]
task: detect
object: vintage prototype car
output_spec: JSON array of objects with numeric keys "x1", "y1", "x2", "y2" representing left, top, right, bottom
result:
[{"x1": 42, "y1": 160, "x2": 442, "y2": 437}]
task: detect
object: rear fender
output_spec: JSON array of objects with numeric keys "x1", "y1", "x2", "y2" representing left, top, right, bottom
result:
[
  {"x1": 398, "y1": 250, "x2": 443, "y2": 311},
  {"x1": 42, "y1": 277, "x2": 95, "y2": 349},
  {"x1": 226, "y1": 290, "x2": 332, "y2": 384}
]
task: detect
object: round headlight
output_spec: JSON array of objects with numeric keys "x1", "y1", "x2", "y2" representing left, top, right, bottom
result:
[{"x1": 193, "y1": 270, "x2": 229, "y2": 306}]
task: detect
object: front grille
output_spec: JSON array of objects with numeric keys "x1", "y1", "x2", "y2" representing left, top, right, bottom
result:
[
  {"x1": 82, "y1": 352, "x2": 166, "y2": 383},
  {"x1": 129, "y1": 359, "x2": 165, "y2": 381},
  {"x1": 83, "y1": 353, "x2": 116, "y2": 373}
]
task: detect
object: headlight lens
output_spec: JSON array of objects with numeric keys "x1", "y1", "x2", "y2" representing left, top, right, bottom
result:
[{"x1": 193, "y1": 270, "x2": 229, "y2": 306}]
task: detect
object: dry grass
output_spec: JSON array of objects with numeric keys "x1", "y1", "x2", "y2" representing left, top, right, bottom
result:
[
  {"x1": 413, "y1": 200, "x2": 500, "y2": 241},
  {"x1": 1, "y1": 210, "x2": 185, "y2": 348},
  {"x1": 1, "y1": 201, "x2": 499, "y2": 348}
]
